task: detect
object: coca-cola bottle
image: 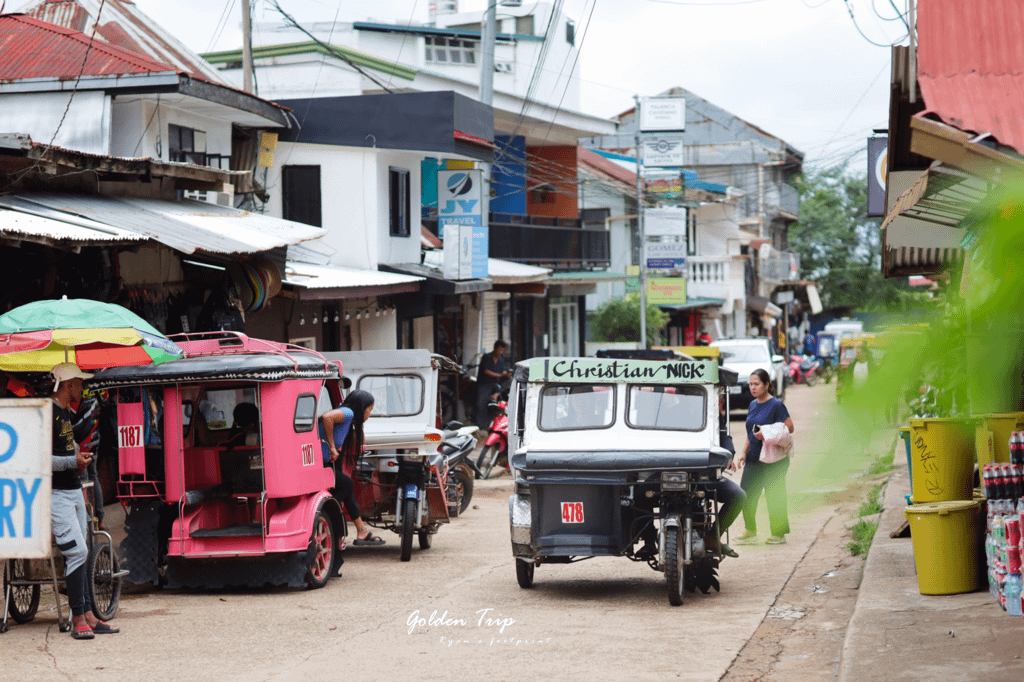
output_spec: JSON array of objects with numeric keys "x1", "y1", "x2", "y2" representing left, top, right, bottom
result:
[
  {"x1": 1011, "y1": 464, "x2": 1023, "y2": 500},
  {"x1": 984, "y1": 464, "x2": 995, "y2": 500},
  {"x1": 1013, "y1": 431, "x2": 1024, "y2": 466}
]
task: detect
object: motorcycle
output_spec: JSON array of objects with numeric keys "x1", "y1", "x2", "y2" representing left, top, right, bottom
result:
[
  {"x1": 440, "y1": 422, "x2": 480, "y2": 516},
  {"x1": 476, "y1": 399, "x2": 509, "y2": 479},
  {"x1": 788, "y1": 354, "x2": 821, "y2": 387}
]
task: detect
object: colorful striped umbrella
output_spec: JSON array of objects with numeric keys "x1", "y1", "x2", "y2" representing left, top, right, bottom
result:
[{"x1": 0, "y1": 297, "x2": 184, "y2": 371}]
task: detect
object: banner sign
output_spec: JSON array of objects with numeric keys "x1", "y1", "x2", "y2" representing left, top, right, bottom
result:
[
  {"x1": 645, "y1": 207, "x2": 688, "y2": 236},
  {"x1": 645, "y1": 242, "x2": 688, "y2": 270},
  {"x1": 438, "y1": 170, "x2": 487, "y2": 278},
  {"x1": 647, "y1": 277, "x2": 687, "y2": 304},
  {"x1": 0, "y1": 399, "x2": 52, "y2": 559},
  {"x1": 867, "y1": 136, "x2": 888, "y2": 217},
  {"x1": 642, "y1": 138, "x2": 684, "y2": 167},
  {"x1": 639, "y1": 97, "x2": 686, "y2": 133},
  {"x1": 528, "y1": 357, "x2": 718, "y2": 384}
]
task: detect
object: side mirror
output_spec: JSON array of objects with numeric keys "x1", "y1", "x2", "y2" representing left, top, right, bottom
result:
[{"x1": 771, "y1": 355, "x2": 784, "y2": 364}]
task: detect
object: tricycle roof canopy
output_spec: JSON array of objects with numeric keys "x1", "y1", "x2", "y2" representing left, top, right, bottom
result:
[{"x1": 524, "y1": 357, "x2": 735, "y2": 385}]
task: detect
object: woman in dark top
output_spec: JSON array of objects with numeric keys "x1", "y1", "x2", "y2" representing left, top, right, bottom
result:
[
  {"x1": 320, "y1": 390, "x2": 385, "y2": 552},
  {"x1": 730, "y1": 368, "x2": 795, "y2": 545}
]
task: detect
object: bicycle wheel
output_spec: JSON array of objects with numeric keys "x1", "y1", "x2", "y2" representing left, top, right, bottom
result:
[
  {"x1": 4, "y1": 559, "x2": 40, "y2": 624},
  {"x1": 88, "y1": 543, "x2": 121, "y2": 621}
]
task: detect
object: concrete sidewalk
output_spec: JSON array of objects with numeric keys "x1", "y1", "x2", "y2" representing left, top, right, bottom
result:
[{"x1": 838, "y1": 450, "x2": 1024, "y2": 681}]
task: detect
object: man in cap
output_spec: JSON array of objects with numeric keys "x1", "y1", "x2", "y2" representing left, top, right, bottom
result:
[{"x1": 50, "y1": 362, "x2": 120, "y2": 640}]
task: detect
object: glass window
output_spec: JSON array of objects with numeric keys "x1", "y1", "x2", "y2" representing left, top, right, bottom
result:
[
  {"x1": 449, "y1": 40, "x2": 462, "y2": 63},
  {"x1": 713, "y1": 343, "x2": 769, "y2": 363},
  {"x1": 435, "y1": 43, "x2": 448, "y2": 62},
  {"x1": 538, "y1": 385, "x2": 614, "y2": 431},
  {"x1": 389, "y1": 167, "x2": 410, "y2": 237},
  {"x1": 358, "y1": 374, "x2": 424, "y2": 417},
  {"x1": 294, "y1": 394, "x2": 317, "y2": 432},
  {"x1": 627, "y1": 385, "x2": 706, "y2": 431},
  {"x1": 196, "y1": 387, "x2": 257, "y2": 438}
]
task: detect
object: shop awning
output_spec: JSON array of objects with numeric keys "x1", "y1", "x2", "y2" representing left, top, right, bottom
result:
[
  {"x1": 880, "y1": 164, "x2": 973, "y2": 276},
  {"x1": 380, "y1": 262, "x2": 491, "y2": 295},
  {"x1": 284, "y1": 261, "x2": 423, "y2": 300},
  {"x1": 658, "y1": 297, "x2": 726, "y2": 312},
  {"x1": 0, "y1": 201, "x2": 142, "y2": 247},
  {"x1": 747, "y1": 295, "x2": 783, "y2": 317},
  {"x1": 0, "y1": 193, "x2": 325, "y2": 255},
  {"x1": 546, "y1": 271, "x2": 630, "y2": 285}
]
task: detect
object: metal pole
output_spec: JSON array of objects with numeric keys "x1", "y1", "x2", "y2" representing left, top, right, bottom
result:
[
  {"x1": 241, "y1": 0, "x2": 253, "y2": 93},
  {"x1": 908, "y1": 0, "x2": 916, "y2": 104},
  {"x1": 634, "y1": 95, "x2": 648, "y2": 349},
  {"x1": 480, "y1": 1, "x2": 497, "y2": 106}
]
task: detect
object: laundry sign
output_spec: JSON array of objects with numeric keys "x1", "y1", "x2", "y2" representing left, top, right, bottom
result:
[{"x1": 0, "y1": 399, "x2": 52, "y2": 559}]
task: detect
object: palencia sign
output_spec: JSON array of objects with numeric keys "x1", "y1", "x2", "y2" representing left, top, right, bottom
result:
[
  {"x1": 0, "y1": 399, "x2": 52, "y2": 559},
  {"x1": 528, "y1": 358, "x2": 719, "y2": 384}
]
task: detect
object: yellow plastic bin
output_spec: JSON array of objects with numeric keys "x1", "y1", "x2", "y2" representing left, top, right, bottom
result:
[
  {"x1": 908, "y1": 418, "x2": 975, "y2": 503},
  {"x1": 974, "y1": 412, "x2": 1024, "y2": 466},
  {"x1": 904, "y1": 500, "x2": 984, "y2": 595}
]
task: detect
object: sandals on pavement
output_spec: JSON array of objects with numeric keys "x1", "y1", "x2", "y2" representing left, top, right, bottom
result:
[
  {"x1": 733, "y1": 530, "x2": 758, "y2": 544},
  {"x1": 765, "y1": 535, "x2": 787, "y2": 545},
  {"x1": 352, "y1": 532, "x2": 386, "y2": 546},
  {"x1": 71, "y1": 624, "x2": 94, "y2": 640},
  {"x1": 91, "y1": 620, "x2": 120, "y2": 634}
]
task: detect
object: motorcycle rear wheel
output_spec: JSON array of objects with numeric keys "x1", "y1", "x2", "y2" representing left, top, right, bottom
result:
[
  {"x1": 400, "y1": 498, "x2": 416, "y2": 562},
  {"x1": 477, "y1": 444, "x2": 501, "y2": 479},
  {"x1": 454, "y1": 467, "x2": 474, "y2": 515}
]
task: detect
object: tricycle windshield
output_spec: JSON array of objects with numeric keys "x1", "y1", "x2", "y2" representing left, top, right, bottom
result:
[
  {"x1": 538, "y1": 385, "x2": 615, "y2": 431},
  {"x1": 627, "y1": 384, "x2": 706, "y2": 431},
  {"x1": 817, "y1": 336, "x2": 836, "y2": 356},
  {"x1": 357, "y1": 374, "x2": 424, "y2": 417}
]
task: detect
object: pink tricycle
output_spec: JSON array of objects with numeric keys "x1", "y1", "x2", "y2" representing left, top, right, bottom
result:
[{"x1": 90, "y1": 332, "x2": 348, "y2": 589}]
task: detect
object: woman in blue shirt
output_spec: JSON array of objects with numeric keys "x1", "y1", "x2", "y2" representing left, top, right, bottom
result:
[
  {"x1": 320, "y1": 390, "x2": 386, "y2": 549},
  {"x1": 730, "y1": 368, "x2": 795, "y2": 545}
]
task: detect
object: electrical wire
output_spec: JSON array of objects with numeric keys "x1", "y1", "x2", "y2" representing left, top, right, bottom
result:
[
  {"x1": 645, "y1": 0, "x2": 769, "y2": 5},
  {"x1": 539, "y1": 0, "x2": 598, "y2": 146},
  {"x1": 842, "y1": 0, "x2": 906, "y2": 47},
  {"x1": 205, "y1": 0, "x2": 237, "y2": 54}
]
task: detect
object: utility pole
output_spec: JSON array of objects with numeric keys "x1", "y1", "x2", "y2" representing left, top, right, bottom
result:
[
  {"x1": 241, "y1": 0, "x2": 254, "y2": 93},
  {"x1": 480, "y1": 1, "x2": 497, "y2": 106},
  {"x1": 634, "y1": 95, "x2": 648, "y2": 349}
]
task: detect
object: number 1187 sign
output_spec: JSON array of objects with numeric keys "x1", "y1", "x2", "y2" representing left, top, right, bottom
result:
[{"x1": 560, "y1": 502, "x2": 584, "y2": 524}]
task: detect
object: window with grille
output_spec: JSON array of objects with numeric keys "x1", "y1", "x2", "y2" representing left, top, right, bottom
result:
[
  {"x1": 168, "y1": 124, "x2": 207, "y2": 165},
  {"x1": 389, "y1": 167, "x2": 411, "y2": 237},
  {"x1": 425, "y1": 37, "x2": 477, "y2": 65}
]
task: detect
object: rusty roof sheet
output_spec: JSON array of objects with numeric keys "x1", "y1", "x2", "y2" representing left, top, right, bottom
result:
[
  {"x1": 917, "y1": 0, "x2": 1024, "y2": 156},
  {"x1": 0, "y1": 13, "x2": 178, "y2": 80},
  {"x1": 20, "y1": 0, "x2": 227, "y2": 83}
]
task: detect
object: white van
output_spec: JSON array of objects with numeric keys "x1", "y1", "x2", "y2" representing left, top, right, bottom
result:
[{"x1": 824, "y1": 318, "x2": 864, "y2": 340}]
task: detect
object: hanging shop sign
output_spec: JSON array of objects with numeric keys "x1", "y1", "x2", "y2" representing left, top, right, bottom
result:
[
  {"x1": 639, "y1": 97, "x2": 686, "y2": 133},
  {"x1": 867, "y1": 136, "x2": 888, "y2": 217},
  {"x1": 0, "y1": 399, "x2": 51, "y2": 559},
  {"x1": 438, "y1": 170, "x2": 487, "y2": 278},
  {"x1": 645, "y1": 206, "x2": 689, "y2": 237},
  {"x1": 645, "y1": 242, "x2": 688, "y2": 270},
  {"x1": 644, "y1": 169, "x2": 685, "y2": 200},
  {"x1": 642, "y1": 138, "x2": 685, "y2": 167},
  {"x1": 647, "y1": 277, "x2": 687, "y2": 305}
]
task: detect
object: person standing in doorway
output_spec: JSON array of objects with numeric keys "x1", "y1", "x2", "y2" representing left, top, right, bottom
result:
[
  {"x1": 730, "y1": 368, "x2": 795, "y2": 545},
  {"x1": 476, "y1": 340, "x2": 511, "y2": 430}
]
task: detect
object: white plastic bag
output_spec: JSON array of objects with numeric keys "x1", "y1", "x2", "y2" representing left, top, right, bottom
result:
[{"x1": 759, "y1": 422, "x2": 793, "y2": 464}]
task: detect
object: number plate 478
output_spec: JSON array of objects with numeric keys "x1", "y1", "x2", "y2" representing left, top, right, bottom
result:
[{"x1": 561, "y1": 502, "x2": 584, "y2": 524}]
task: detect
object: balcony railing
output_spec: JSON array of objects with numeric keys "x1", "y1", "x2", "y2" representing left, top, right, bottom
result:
[
  {"x1": 760, "y1": 250, "x2": 801, "y2": 282},
  {"x1": 486, "y1": 213, "x2": 610, "y2": 269}
]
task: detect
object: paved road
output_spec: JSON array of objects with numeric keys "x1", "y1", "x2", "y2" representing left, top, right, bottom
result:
[{"x1": 5, "y1": 381, "x2": 871, "y2": 681}]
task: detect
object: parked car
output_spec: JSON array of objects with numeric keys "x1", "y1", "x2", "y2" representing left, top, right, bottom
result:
[{"x1": 710, "y1": 338, "x2": 787, "y2": 404}]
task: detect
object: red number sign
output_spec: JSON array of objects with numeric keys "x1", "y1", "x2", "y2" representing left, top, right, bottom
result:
[
  {"x1": 301, "y1": 443, "x2": 316, "y2": 466},
  {"x1": 560, "y1": 502, "x2": 584, "y2": 524},
  {"x1": 118, "y1": 425, "x2": 142, "y2": 449}
]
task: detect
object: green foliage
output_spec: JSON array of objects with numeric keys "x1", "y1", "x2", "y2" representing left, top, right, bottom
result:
[
  {"x1": 867, "y1": 451, "x2": 895, "y2": 475},
  {"x1": 789, "y1": 167, "x2": 932, "y2": 312},
  {"x1": 590, "y1": 293, "x2": 669, "y2": 346},
  {"x1": 858, "y1": 483, "x2": 885, "y2": 517},
  {"x1": 847, "y1": 519, "x2": 879, "y2": 556}
]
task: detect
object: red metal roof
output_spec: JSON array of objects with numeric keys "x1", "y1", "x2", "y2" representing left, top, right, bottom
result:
[
  {"x1": 917, "y1": 0, "x2": 1024, "y2": 155},
  {"x1": 0, "y1": 13, "x2": 178, "y2": 81}
]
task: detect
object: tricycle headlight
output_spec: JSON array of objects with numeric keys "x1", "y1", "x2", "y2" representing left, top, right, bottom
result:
[{"x1": 661, "y1": 471, "x2": 688, "y2": 490}]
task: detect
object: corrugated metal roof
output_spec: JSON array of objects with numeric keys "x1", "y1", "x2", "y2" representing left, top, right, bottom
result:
[
  {"x1": 0, "y1": 202, "x2": 141, "y2": 246},
  {"x1": 201, "y1": 41, "x2": 418, "y2": 82},
  {"x1": 6, "y1": 193, "x2": 325, "y2": 255},
  {"x1": 284, "y1": 261, "x2": 423, "y2": 290},
  {"x1": 917, "y1": 0, "x2": 1024, "y2": 156},
  {"x1": 0, "y1": 13, "x2": 178, "y2": 80},
  {"x1": 21, "y1": 0, "x2": 228, "y2": 83}
]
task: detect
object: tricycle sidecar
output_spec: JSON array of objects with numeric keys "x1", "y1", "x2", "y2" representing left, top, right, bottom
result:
[
  {"x1": 507, "y1": 355, "x2": 738, "y2": 606},
  {"x1": 91, "y1": 333, "x2": 347, "y2": 589}
]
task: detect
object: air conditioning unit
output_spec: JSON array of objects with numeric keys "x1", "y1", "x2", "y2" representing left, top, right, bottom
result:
[{"x1": 494, "y1": 62, "x2": 514, "y2": 73}]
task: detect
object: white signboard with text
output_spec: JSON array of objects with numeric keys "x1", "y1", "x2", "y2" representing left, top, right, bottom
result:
[
  {"x1": 442, "y1": 224, "x2": 474, "y2": 280},
  {"x1": 645, "y1": 241, "x2": 688, "y2": 269},
  {"x1": 645, "y1": 207, "x2": 689, "y2": 237},
  {"x1": 639, "y1": 97, "x2": 686, "y2": 133},
  {"x1": 0, "y1": 399, "x2": 52, "y2": 559},
  {"x1": 642, "y1": 138, "x2": 684, "y2": 167}
]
